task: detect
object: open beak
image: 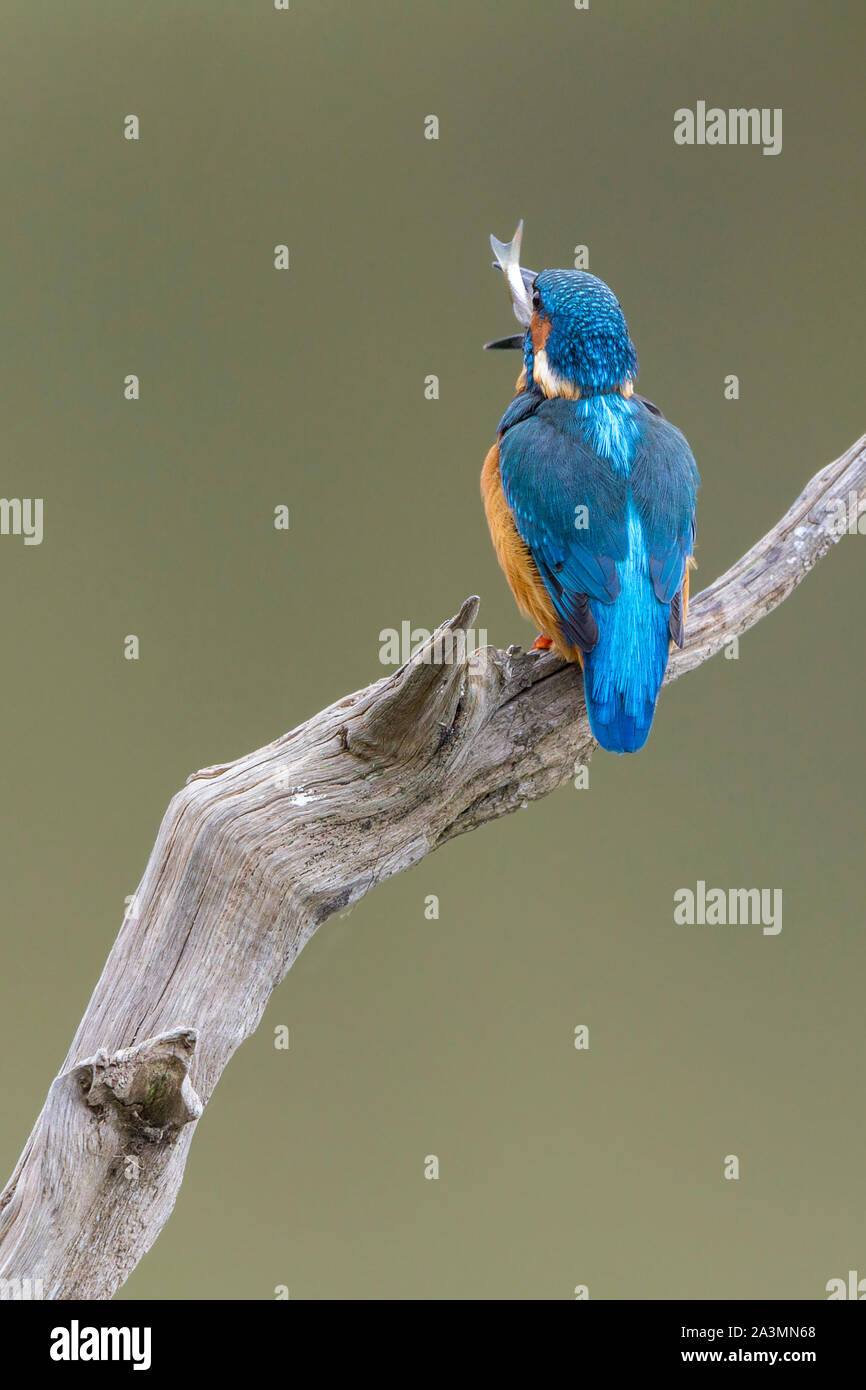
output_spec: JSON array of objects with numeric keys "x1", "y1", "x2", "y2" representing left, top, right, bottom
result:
[{"x1": 484, "y1": 220, "x2": 535, "y2": 350}]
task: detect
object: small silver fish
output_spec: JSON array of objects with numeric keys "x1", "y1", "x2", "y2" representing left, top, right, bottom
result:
[{"x1": 489, "y1": 220, "x2": 536, "y2": 328}]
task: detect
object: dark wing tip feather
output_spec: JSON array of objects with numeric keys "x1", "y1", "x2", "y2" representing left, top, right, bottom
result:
[
  {"x1": 562, "y1": 591, "x2": 599, "y2": 652},
  {"x1": 669, "y1": 588, "x2": 685, "y2": 648}
]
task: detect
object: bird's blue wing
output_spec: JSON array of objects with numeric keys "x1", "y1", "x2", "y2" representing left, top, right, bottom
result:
[
  {"x1": 630, "y1": 406, "x2": 700, "y2": 643},
  {"x1": 497, "y1": 395, "x2": 629, "y2": 650}
]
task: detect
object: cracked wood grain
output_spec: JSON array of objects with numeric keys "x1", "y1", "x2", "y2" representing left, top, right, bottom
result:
[{"x1": 1, "y1": 429, "x2": 864, "y2": 1300}]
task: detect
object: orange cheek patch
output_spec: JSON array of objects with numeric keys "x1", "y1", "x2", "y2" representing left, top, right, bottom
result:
[{"x1": 530, "y1": 312, "x2": 551, "y2": 353}]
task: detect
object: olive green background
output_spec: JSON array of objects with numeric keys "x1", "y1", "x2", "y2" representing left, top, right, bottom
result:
[{"x1": 1, "y1": 0, "x2": 863, "y2": 1301}]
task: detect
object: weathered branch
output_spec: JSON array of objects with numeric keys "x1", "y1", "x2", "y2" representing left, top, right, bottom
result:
[{"x1": 1, "y1": 430, "x2": 864, "y2": 1300}]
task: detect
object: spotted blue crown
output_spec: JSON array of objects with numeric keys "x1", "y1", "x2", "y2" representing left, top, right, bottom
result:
[{"x1": 529, "y1": 269, "x2": 638, "y2": 397}]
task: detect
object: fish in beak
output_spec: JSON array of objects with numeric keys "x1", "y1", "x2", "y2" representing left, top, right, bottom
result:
[{"x1": 484, "y1": 220, "x2": 536, "y2": 350}]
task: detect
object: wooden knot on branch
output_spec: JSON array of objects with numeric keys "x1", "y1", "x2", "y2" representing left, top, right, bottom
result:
[
  {"x1": 71, "y1": 1027, "x2": 202, "y2": 1142},
  {"x1": 345, "y1": 595, "x2": 484, "y2": 766}
]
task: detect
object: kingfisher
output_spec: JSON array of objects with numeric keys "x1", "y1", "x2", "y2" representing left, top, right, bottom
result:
[{"x1": 481, "y1": 223, "x2": 700, "y2": 753}]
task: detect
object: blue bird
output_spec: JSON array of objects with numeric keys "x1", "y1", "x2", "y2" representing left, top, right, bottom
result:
[{"x1": 481, "y1": 223, "x2": 700, "y2": 753}]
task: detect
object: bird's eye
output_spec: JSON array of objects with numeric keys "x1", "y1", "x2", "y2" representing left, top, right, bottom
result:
[{"x1": 532, "y1": 289, "x2": 541, "y2": 310}]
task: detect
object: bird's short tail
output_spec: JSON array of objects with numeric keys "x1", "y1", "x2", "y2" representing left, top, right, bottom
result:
[
  {"x1": 581, "y1": 595, "x2": 671, "y2": 754},
  {"x1": 582, "y1": 684, "x2": 657, "y2": 754}
]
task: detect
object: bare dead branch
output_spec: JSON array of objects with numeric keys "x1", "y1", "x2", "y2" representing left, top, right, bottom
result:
[{"x1": 1, "y1": 430, "x2": 864, "y2": 1300}]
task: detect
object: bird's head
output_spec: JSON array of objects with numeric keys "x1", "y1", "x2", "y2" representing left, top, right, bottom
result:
[{"x1": 486, "y1": 222, "x2": 638, "y2": 399}]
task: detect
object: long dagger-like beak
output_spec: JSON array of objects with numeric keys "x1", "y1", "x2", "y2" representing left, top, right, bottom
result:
[
  {"x1": 485, "y1": 220, "x2": 535, "y2": 349},
  {"x1": 483, "y1": 333, "x2": 525, "y2": 350}
]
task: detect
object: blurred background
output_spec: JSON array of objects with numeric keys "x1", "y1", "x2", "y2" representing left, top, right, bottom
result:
[{"x1": 0, "y1": 0, "x2": 863, "y2": 1300}]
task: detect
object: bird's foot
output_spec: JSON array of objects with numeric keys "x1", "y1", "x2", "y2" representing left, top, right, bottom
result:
[{"x1": 530, "y1": 634, "x2": 554, "y2": 651}]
